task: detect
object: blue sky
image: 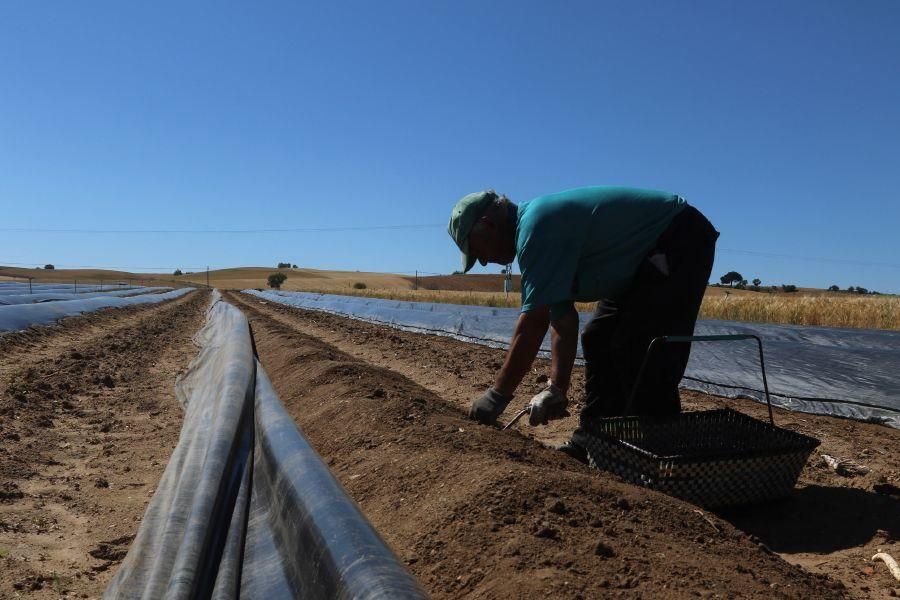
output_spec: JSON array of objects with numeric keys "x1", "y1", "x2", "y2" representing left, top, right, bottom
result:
[{"x1": 1, "y1": 1, "x2": 898, "y2": 292}]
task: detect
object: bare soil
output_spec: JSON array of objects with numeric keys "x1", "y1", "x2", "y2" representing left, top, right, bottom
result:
[
  {"x1": 227, "y1": 291, "x2": 900, "y2": 598},
  {"x1": 0, "y1": 290, "x2": 209, "y2": 599},
  {"x1": 3, "y1": 288, "x2": 896, "y2": 599}
]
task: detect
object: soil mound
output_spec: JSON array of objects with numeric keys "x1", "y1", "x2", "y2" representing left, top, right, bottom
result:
[{"x1": 230, "y1": 292, "x2": 848, "y2": 598}]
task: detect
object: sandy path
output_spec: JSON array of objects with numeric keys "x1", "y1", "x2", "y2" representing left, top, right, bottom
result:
[
  {"x1": 0, "y1": 290, "x2": 209, "y2": 598},
  {"x1": 227, "y1": 291, "x2": 858, "y2": 599}
]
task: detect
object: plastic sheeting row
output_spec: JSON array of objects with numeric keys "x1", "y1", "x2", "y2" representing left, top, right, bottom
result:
[
  {"x1": 0, "y1": 288, "x2": 193, "y2": 332},
  {"x1": 0, "y1": 287, "x2": 172, "y2": 305},
  {"x1": 244, "y1": 290, "x2": 900, "y2": 429},
  {"x1": 0, "y1": 283, "x2": 136, "y2": 295},
  {"x1": 105, "y1": 293, "x2": 425, "y2": 599}
]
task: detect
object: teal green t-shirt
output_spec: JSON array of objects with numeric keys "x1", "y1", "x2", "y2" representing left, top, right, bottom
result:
[{"x1": 516, "y1": 186, "x2": 686, "y2": 320}]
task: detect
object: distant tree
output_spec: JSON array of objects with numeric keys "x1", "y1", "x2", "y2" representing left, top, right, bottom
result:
[
  {"x1": 720, "y1": 271, "x2": 743, "y2": 287},
  {"x1": 770, "y1": 285, "x2": 778, "y2": 292},
  {"x1": 828, "y1": 285, "x2": 840, "y2": 292},
  {"x1": 452, "y1": 270, "x2": 463, "y2": 275},
  {"x1": 781, "y1": 284, "x2": 798, "y2": 293},
  {"x1": 267, "y1": 272, "x2": 288, "y2": 289},
  {"x1": 173, "y1": 269, "x2": 183, "y2": 276},
  {"x1": 752, "y1": 278, "x2": 762, "y2": 287},
  {"x1": 44, "y1": 264, "x2": 55, "y2": 270},
  {"x1": 292, "y1": 264, "x2": 298, "y2": 269},
  {"x1": 855, "y1": 286, "x2": 868, "y2": 294},
  {"x1": 847, "y1": 286, "x2": 855, "y2": 293},
  {"x1": 277, "y1": 262, "x2": 292, "y2": 269}
]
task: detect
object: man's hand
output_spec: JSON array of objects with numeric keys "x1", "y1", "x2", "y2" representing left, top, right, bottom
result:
[
  {"x1": 527, "y1": 382, "x2": 569, "y2": 426},
  {"x1": 469, "y1": 388, "x2": 513, "y2": 426}
]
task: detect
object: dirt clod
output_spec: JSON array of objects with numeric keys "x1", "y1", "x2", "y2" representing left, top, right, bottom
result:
[
  {"x1": 535, "y1": 527, "x2": 559, "y2": 539},
  {"x1": 615, "y1": 497, "x2": 632, "y2": 511},
  {"x1": 545, "y1": 498, "x2": 568, "y2": 514},
  {"x1": 593, "y1": 540, "x2": 616, "y2": 558},
  {"x1": 1, "y1": 482, "x2": 25, "y2": 502},
  {"x1": 89, "y1": 536, "x2": 134, "y2": 562}
]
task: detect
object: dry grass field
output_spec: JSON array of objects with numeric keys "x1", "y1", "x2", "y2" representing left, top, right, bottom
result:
[
  {"x1": 0, "y1": 266, "x2": 411, "y2": 291},
  {"x1": 700, "y1": 293, "x2": 900, "y2": 330},
  {"x1": 0, "y1": 267, "x2": 151, "y2": 284},
  {"x1": 4, "y1": 265, "x2": 896, "y2": 330},
  {"x1": 260, "y1": 285, "x2": 900, "y2": 330},
  {"x1": 161, "y1": 266, "x2": 416, "y2": 291}
]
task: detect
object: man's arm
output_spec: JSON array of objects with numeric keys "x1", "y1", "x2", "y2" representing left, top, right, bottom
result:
[
  {"x1": 493, "y1": 307, "x2": 551, "y2": 396},
  {"x1": 549, "y1": 304, "x2": 579, "y2": 395}
]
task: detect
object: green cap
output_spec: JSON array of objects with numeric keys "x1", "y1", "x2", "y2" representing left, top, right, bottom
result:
[{"x1": 448, "y1": 190, "x2": 496, "y2": 273}]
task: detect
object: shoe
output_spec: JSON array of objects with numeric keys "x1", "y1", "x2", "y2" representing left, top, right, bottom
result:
[{"x1": 556, "y1": 440, "x2": 588, "y2": 465}]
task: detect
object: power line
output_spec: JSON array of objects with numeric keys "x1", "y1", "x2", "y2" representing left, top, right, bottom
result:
[
  {"x1": 0, "y1": 260, "x2": 448, "y2": 275},
  {"x1": 1, "y1": 220, "x2": 893, "y2": 270},
  {"x1": 2, "y1": 249, "x2": 897, "y2": 274},
  {"x1": 0, "y1": 261, "x2": 211, "y2": 271},
  {"x1": 0, "y1": 224, "x2": 445, "y2": 234},
  {"x1": 6, "y1": 222, "x2": 892, "y2": 270}
]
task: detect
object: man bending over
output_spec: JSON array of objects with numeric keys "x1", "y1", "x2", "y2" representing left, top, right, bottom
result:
[{"x1": 447, "y1": 186, "x2": 718, "y2": 462}]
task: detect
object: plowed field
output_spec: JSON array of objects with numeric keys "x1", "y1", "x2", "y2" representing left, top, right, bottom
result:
[
  {"x1": 0, "y1": 290, "x2": 209, "y2": 598},
  {"x1": 2, "y1": 289, "x2": 897, "y2": 599},
  {"x1": 226, "y1": 291, "x2": 900, "y2": 599}
]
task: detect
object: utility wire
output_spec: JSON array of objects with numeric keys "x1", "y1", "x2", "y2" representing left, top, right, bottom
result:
[
  {"x1": 3, "y1": 249, "x2": 898, "y2": 272},
  {"x1": 0, "y1": 261, "x2": 211, "y2": 271},
  {"x1": 0, "y1": 260, "x2": 448, "y2": 275},
  {"x1": 0, "y1": 224, "x2": 444, "y2": 234},
  {"x1": 2, "y1": 222, "x2": 893, "y2": 269}
]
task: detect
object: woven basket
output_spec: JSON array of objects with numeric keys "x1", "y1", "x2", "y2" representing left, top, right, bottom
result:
[{"x1": 573, "y1": 408, "x2": 820, "y2": 508}]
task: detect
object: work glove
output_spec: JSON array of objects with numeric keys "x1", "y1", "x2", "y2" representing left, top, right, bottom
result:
[
  {"x1": 469, "y1": 388, "x2": 513, "y2": 426},
  {"x1": 527, "y1": 381, "x2": 569, "y2": 426}
]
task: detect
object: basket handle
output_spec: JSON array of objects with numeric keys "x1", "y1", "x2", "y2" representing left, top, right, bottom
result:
[{"x1": 624, "y1": 334, "x2": 775, "y2": 426}]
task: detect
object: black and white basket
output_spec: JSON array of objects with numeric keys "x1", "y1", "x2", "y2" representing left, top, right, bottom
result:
[{"x1": 574, "y1": 334, "x2": 820, "y2": 508}]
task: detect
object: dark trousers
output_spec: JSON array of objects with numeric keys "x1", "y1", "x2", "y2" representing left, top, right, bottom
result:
[{"x1": 578, "y1": 205, "x2": 719, "y2": 427}]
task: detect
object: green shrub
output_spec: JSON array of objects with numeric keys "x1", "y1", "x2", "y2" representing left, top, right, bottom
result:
[
  {"x1": 352, "y1": 282, "x2": 367, "y2": 289},
  {"x1": 268, "y1": 272, "x2": 288, "y2": 289}
]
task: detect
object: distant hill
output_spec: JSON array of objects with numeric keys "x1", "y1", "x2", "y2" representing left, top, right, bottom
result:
[{"x1": 2, "y1": 264, "x2": 872, "y2": 298}]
